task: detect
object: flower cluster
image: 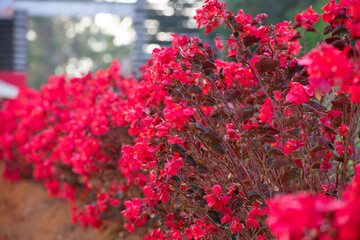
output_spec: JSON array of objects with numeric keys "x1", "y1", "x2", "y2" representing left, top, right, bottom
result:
[{"x1": 267, "y1": 166, "x2": 360, "y2": 240}]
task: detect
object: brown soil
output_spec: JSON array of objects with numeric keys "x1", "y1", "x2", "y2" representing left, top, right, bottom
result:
[{"x1": 0, "y1": 174, "x2": 141, "y2": 240}]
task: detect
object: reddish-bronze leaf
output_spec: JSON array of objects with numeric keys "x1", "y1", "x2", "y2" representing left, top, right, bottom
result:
[{"x1": 255, "y1": 58, "x2": 281, "y2": 74}]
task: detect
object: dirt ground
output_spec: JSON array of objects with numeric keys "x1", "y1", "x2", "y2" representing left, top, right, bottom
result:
[{"x1": 0, "y1": 174, "x2": 140, "y2": 240}]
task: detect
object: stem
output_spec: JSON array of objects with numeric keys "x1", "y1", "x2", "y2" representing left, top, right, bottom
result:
[
  {"x1": 246, "y1": 59, "x2": 286, "y2": 135},
  {"x1": 206, "y1": 71, "x2": 244, "y2": 134},
  {"x1": 339, "y1": 105, "x2": 359, "y2": 195},
  {"x1": 297, "y1": 106, "x2": 315, "y2": 194},
  {"x1": 325, "y1": 172, "x2": 333, "y2": 198},
  {"x1": 302, "y1": 28, "x2": 307, "y2": 55}
]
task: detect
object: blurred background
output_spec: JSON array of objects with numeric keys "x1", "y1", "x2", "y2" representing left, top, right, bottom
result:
[{"x1": 0, "y1": 0, "x2": 325, "y2": 95}]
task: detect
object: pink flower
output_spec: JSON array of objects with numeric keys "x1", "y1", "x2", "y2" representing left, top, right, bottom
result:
[
  {"x1": 285, "y1": 82, "x2": 313, "y2": 105},
  {"x1": 267, "y1": 193, "x2": 341, "y2": 239},
  {"x1": 230, "y1": 217, "x2": 242, "y2": 232},
  {"x1": 193, "y1": 0, "x2": 227, "y2": 34},
  {"x1": 298, "y1": 44, "x2": 353, "y2": 92},
  {"x1": 337, "y1": 124, "x2": 349, "y2": 136},
  {"x1": 162, "y1": 153, "x2": 183, "y2": 179},
  {"x1": 258, "y1": 98, "x2": 274, "y2": 123},
  {"x1": 274, "y1": 91, "x2": 282, "y2": 102},
  {"x1": 246, "y1": 218, "x2": 259, "y2": 229},
  {"x1": 295, "y1": 6, "x2": 320, "y2": 28},
  {"x1": 121, "y1": 198, "x2": 142, "y2": 224},
  {"x1": 204, "y1": 185, "x2": 230, "y2": 211},
  {"x1": 215, "y1": 36, "x2": 223, "y2": 50}
]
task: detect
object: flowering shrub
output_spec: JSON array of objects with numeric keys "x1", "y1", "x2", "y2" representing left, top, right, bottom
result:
[{"x1": 1, "y1": 0, "x2": 360, "y2": 239}]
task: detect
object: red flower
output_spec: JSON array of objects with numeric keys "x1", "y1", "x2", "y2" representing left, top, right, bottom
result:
[
  {"x1": 285, "y1": 82, "x2": 313, "y2": 105},
  {"x1": 337, "y1": 124, "x2": 349, "y2": 136},
  {"x1": 193, "y1": 0, "x2": 227, "y2": 34},
  {"x1": 163, "y1": 97, "x2": 195, "y2": 130},
  {"x1": 204, "y1": 185, "x2": 230, "y2": 211},
  {"x1": 121, "y1": 198, "x2": 143, "y2": 224},
  {"x1": 160, "y1": 153, "x2": 183, "y2": 180},
  {"x1": 215, "y1": 36, "x2": 223, "y2": 50},
  {"x1": 282, "y1": 139, "x2": 304, "y2": 155},
  {"x1": 246, "y1": 217, "x2": 259, "y2": 229},
  {"x1": 249, "y1": 202, "x2": 263, "y2": 219},
  {"x1": 226, "y1": 123, "x2": 240, "y2": 141},
  {"x1": 335, "y1": 166, "x2": 360, "y2": 240},
  {"x1": 273, "y1": 91, "x2": 282, "y2": 102},
  {"x1": 230, "y1": 217, "x2": 242, "y2": 232},
  {"x1": 321, "y1": 0, "x2": 348, "y2": 24},
  {"x1": 299, "y1": 44, "x2": 353, "y2": 93},
  {"x1": 258, "y1": 98, "x2": 274, "y2": 124},
  {"x1": 267, "y1": 193, "x2": 341, "y2": 239},
  {"x1": 350, "y1": 84, "x2": 360, "y2": 103},
  {"x1": 295, "y1": 6, "x2": 320, "y2": 28}
]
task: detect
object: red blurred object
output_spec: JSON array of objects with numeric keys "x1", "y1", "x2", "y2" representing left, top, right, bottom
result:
[{"x1": 0, "y1": 71, "x2": 26, "y2": 87}]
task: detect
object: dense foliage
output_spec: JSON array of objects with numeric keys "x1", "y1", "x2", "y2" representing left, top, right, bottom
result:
[{"x1": 1, "y1": 0, "x2": 360, "y2": 239}]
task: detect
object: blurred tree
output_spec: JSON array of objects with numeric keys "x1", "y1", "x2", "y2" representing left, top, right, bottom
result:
[
  {"x1": 27, "y1": 0, "x2": 329, "y2": 89},
  {"x1": 226, "y1": 0, "x2": 322, "y2": 24},
  {"x1": 144, "y1": 0, "x2": 204, "y2": 52},
  {"x1": 27, "y1": 16, "x2": 133, "y2": 89},
  {"x1": 215, "y1": 0, "x2": 328, "y2": 57}
]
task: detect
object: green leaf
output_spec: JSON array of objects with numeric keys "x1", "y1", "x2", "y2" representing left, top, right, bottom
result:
[
  {"x1": 316, "y1": 136, "x2": 331, "y2": 146},
  {"x1": 208, "y1": 210, "x2": 221, "y2": 225},
  {"x1": 243, "y1": 35, "x2": 260, "y2": 47},
  {"x1": 261, "y1": 135, "x2": 278, "y2": 143},
  {"x1": 202, "y1": 61, "x2": 216, "y2": 70},
  {"x1": 281, "y1": 169, "x2": 298, "y2": 182},
  {"x1": 236, "y1": 107, "x2": 255, "y2": 123},
  {"x1": 203, "y1": 68, "x2": 216, "y2": 80},
  {"x1": 171, "y1": 175, "x2": 181, "y2": 182},
  {"x1": 247, "y1": 191, "x2": 265, "y2": 201},
  {"x1": 332, "y1": 24, "x2": 347, "y2": 36},
  {"x1": 307, "y1": 101, "x2": 327, "y2": 112},
  {"x1": 266, "y1": 158, "x2": 287, "y2": 169},
  {"x1": 171, "y1": 144, "x2": 187, "y2": 153},
  {"x1": 190, "y1": 184, "x2": 199, "y2": 191},
  {"x1": 231, "y1": 234, "x2": 239, "y2": 240},
  {"x1": 266, "y1": 146, "x2": 285, "y2": 156},
  {"x1": 289, "y1": 147, "x2": 306, "y2": 159},
  {"x1": 310, "y1": 146, "x2": 329, "y2": 160},
  {"x1": 224, "y1": 89, "x2": 241, "y2": 102},
  {"x1": 211, "y1": 113, "x2": 222, "y2": 126},
  {"x1": 188, "y1": 85, "x2": 203, "y2": 95},
  {"x1": 195, "y1": 122, "x2": 208, "y2": 132},
  {"x1": 209, "y1": 141, "x2": 225, "y2": 154},
  {"x1": 266, "y1": 127, "x2": 280, "y2": 135},
  {"x1": 203, "y1": 129, "x2": 222, "y2": 142},
  {"x1": 289, "y1": 31, "x2": 301, "y2": 42},
  {"x1": 185, "y1": 156, "x2": 197, "y2": 166},
  {"x1": 324, "y1": 126, "x2": 337, "y2": 135},
  {"x1": 201, "y1": 97, "x2": 217, "y2": 106},
  {"x1": 195, "y1": 195, "x2": 207, "y2": 204},
  {"x1": 285, "y1": 128, "x2": 302, "y2": 140},
  {"x1": 196, "y1": 165, "x2": 211, "y2": 174}
]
